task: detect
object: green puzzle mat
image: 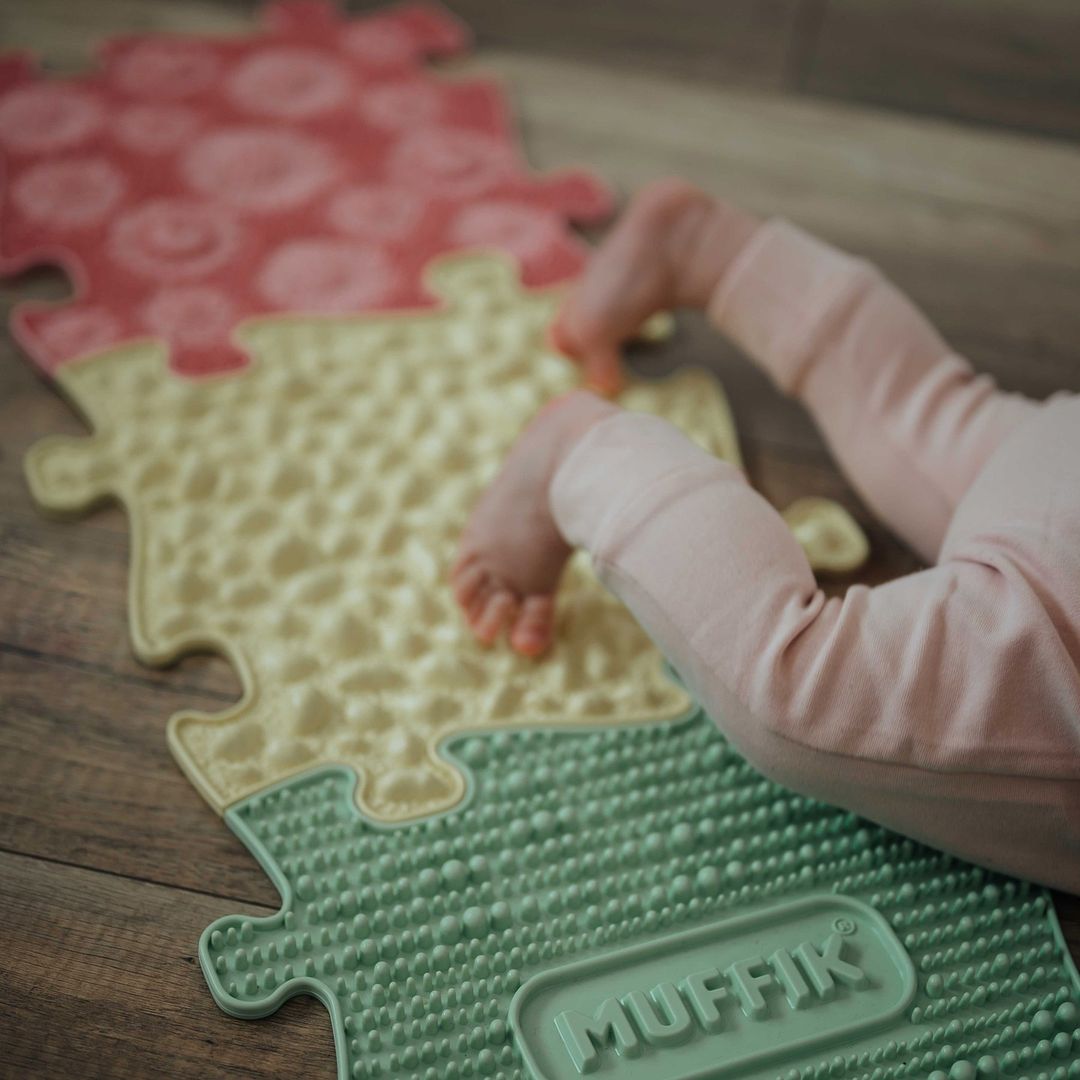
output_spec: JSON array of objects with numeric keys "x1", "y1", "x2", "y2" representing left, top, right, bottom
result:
[{"x1": 201, "y1": 709, "x2": 1080, "y2": 1080}]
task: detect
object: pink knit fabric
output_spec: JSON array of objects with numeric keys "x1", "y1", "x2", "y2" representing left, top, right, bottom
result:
[{"x1": 550, "y1": 220, "x2": 1080, "y2": 892}]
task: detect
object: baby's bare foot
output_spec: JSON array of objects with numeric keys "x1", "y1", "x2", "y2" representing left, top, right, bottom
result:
[
  {"x1": 554, "y1": 178, "x2": 761, "y2": 392},
  {"x1": 453, "y1": 391, "x2": 616, "y2": 657}
]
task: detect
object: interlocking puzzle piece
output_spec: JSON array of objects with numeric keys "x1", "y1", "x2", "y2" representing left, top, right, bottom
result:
[
  {"x1": 26, "y1": 254, "x2": 694, "y2": 822},
  {"x1": 26, "y1": 253, "x2": 870, "y2": 822},
  {"x1": 201, "y1": 713, "x2": 1080, "y2": 1080},
  {"x1": 781, "y1": 497, "x2": 869, "y2": 576},
  {"x1": 0, "y1": 0, "x2": 612, "y2": 376}
]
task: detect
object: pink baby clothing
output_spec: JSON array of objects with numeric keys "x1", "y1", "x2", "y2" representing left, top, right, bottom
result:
[{"x1": 549, "y1": 220, "x2": 1080, "y2": 892}]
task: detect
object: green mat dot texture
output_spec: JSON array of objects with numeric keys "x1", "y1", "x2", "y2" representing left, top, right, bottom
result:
[{"x1": 200, "y1": 711, "x2": 1080, "y2": 1080}]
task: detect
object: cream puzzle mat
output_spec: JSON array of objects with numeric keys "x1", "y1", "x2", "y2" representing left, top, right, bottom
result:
[{"x1": 26, "y1": 253, "x2": 867, "y2": 823}]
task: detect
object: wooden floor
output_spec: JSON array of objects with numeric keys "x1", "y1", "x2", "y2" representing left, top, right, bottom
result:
[{"x1": 2, "y1": 1, "x2": 1079, "y2": 1075}]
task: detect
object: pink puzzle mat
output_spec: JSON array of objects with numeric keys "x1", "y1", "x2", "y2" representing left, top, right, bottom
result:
[{"x1": 0, "y1": 0, "x2": 613, "y2": 376}]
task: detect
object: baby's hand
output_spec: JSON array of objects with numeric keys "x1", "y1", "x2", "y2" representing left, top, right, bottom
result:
[
  {"x1": 453, "y1": 183, "x2": 761, "y2": 657},
  {"x1": 553, "y1": 179, "x2": 761, "y2": 394}
]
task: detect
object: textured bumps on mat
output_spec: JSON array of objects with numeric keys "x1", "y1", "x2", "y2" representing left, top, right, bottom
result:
[
  {"x1": 26, "y1": 253, "x2": 868, "y2": 824},
  {"x1": 201, "y1": 712, "x2": 1080, "y2": 1080},
  {"x1": 0, "y1": 0, "x2": 613, "y2": 376}
]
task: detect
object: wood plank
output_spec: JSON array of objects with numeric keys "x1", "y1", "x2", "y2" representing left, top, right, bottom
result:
[
  {"x1": 0, "y1": 479, "x2": 239, "y2": 698},
  {"x1": 477, "y1": 53, "x2": 1080, "y2": 452},
  {"x1": 469, "y1": 53, "x2": 1080, "y2": 339},
  {"x1": 0, "y1": 850, "x2": 334, "y2": 1079},
  {"x1": 0, "y1": 650, "x2": 272, "y2": 904},
  {"x1": 801, "y1": 0, "x2": 1080, "y2": 142},
  {"x1": 0, "y1": 0, "x2": 249, "y2": 75},
  {"x1": 862, "y1": 250, "x2": 1080, "y2": 398},
  {"x1": 0, "y1": 0, "x2": 805, "y2": 91},
  {"x1": 467, "y1": 51, "x2": 1080, "y2": 265},
  {"x1": 464, "y1": 52, "x2": 1080, "y2": 411},
  {"x1": 10, "y1": 0, "x2": 1080, "y2": 148},
  {"x1": 437, "y1": 0, "x2": 804, "y2": 90}
]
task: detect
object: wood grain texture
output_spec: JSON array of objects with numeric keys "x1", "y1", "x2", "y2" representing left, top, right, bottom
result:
[
  {"x1": 0, "y1": 851, "x2": 334, "y2": 1079},
  {"x1": 437, "y1": 0, "x2": 805, "y2": 90},
  {"x1": 0, "y1": 1, "x2": 1078, "y2": 1075},
  {"x1": 468, "y1": 51, "x2": 1080, "y2": 410},
  {"x1": 0, "y1": 0, "x2": 805, "y2": 89},
  {"x1": 0, "y1": 0, "x2": 250, "y2": 74},
  {"x1": 469, "y1": 51, "x2": 1080, "y2": 266},
  {"x1": 0, "y1": 650, "x2": 272, "y2": 903},
  {"x1": 801, "y1": 0, "x2": 1080, "y2": 142}
]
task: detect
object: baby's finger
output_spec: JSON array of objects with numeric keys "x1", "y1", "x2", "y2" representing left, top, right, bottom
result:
[
  {"x1": 582, "y1": 344, "x2": 624, "y2": 397},
  {"x1": 466, "y1": 577, "x2": 497, "y2": 624},
  {"x1": 510, "y1": 595, "x2": 556, "y2": 658},
  {"x1": 549, "y1": 308, "x2": 581, "y2": 359},
  {"x1": 552, "y1": 309, "x2": 624, "y2": 395},
  {"x1": 452, "y1": 560, "x2": 487, "y2": 609},
  {"x1": 473, "y1": 590, "x2": 518, "y2": 645}
]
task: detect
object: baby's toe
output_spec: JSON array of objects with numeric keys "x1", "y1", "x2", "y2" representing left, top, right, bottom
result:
[{"x1": 509, "y1": 595, "x2": 556, "y2": 658}]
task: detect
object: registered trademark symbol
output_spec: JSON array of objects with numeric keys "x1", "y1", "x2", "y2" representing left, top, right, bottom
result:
[{"x1": 833, "y1": 917, "x2": 856, "y2": 935}]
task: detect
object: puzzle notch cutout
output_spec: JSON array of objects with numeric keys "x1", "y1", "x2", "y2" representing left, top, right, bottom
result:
[
  {"x1": 200, "y1": 712, "x2": 1080, "y2": 1080},
  {"x1": 0, "y1": 0, "x2": 613, "y2": 376},
  {"x1": 26, "y1": 253, "x2": 869, "y2": 823}
]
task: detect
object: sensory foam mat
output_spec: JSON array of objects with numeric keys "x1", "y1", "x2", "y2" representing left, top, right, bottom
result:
[
  {"x1": 26, "y1": 252, "x2": 869, "y2": 822},
  {"x1": 0, "y1": 0, "x2": 612, "y2": 376},
  {"x1": 201, "y1": 715, "x2": 1080, "y2": 1080}
]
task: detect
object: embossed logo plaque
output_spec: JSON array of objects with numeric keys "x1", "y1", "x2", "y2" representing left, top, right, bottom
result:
[{"x1": 510, "y1": 895, "x2": 916, "y2": 1079}]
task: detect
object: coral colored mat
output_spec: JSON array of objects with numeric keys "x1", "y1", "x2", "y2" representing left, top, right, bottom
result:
[{"x1": 0, "y1": 1, "x2": 612, "y2": 376}]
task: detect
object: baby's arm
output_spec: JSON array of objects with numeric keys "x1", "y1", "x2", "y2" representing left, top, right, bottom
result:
[
  {"x1": 708, "y1": 220, "x2": 1036, "y2": 561},
  {"x1": 455, "y1": 184, "x2": 1080, "y2": 886},
  {"x1": 549, "y1": 394, "x2": 1080, "y2": 890},
  {"x1": 558, "y1": 181, "x2": 1036, "y2": 561},
  {"x1": 551, "y1": 180, "x2": 759, "y2": 394}
]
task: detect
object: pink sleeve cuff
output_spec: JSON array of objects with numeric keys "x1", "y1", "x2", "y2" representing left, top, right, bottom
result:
[
  {"x1": 707, "y1": 219, "x2": 875, "y2": 396},
  {"x1": 549, "y1": 410, "x2": 746, "y2": 561}
]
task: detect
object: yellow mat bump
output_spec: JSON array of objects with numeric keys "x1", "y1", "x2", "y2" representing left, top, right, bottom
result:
[{"x1": 782, "y1": 496, "x2": 870, "y2": 575}]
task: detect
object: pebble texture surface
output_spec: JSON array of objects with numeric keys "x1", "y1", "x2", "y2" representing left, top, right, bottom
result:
[
  {"x1": 26, "y1": 253, "x2": 868, "y2": 823},
  {"x1": 202, "y1": 712, "x2": 1080, "y2": 1079}
]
